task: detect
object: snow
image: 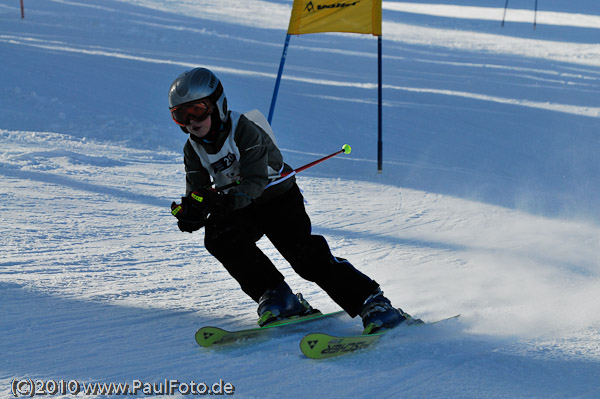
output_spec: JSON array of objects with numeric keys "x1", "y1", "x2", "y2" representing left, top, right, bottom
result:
[{"x1": 1, "y1": 0, "x2": 600, "y2": 397}]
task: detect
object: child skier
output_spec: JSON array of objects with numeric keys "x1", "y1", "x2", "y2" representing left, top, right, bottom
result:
[{"x1": 168, "y1": 67, "x2": 416, "y2": 334}]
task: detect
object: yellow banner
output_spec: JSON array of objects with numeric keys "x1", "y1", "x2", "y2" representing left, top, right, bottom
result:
[{"x1": 287, "y1": 0, "x2": 382, "y2": 36}]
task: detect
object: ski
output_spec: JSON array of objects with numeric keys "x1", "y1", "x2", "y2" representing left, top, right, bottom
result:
[
  {"x1": 299, "y1": 314, "x2": 460, "y2": 359},
  {"x1": 195, "y1": 310, "x2": 345, "y2": 348}
]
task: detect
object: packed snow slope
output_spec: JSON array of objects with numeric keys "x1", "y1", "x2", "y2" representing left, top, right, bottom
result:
[{"x1": 2, "y1": 0, "x2": 600, "y2": 398}]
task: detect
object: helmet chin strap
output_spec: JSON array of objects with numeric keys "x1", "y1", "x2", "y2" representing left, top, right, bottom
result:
[{"x1": 198, "y1": 138, "x2": 215, "y2": 144}]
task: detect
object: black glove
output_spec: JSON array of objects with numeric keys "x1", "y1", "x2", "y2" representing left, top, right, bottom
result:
[
  {"x1": 191, "y1": 188, "x2": 234, "y2": 216},
  {"x1": 170, "y1": 194, "x2": 209, "y2": 233}
]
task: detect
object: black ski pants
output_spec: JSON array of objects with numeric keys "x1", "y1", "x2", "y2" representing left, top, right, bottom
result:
[{"x1": 203, "y1": 182, "x2": 379, "y2": 317}]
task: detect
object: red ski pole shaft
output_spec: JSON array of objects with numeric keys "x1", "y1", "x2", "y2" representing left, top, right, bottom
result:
[
  {"x1": 279, "y1": 144, "x2": 352, "y2": 179},
  {"x1": 215, "y1": 144, "x2": 351, "y2": 191}
]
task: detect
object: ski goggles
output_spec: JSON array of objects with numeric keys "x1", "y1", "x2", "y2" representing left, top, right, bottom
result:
[{"x1": 170, "y1": 100, "x2": 213, "y2": 126}]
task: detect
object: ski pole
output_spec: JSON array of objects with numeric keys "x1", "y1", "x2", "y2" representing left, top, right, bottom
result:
[
  {"x1": 280, "y1": 143, "x2": 351, "y2": 178},
  {"x1": 216, "y1": 144, "x2": 352, "y2": 191}
]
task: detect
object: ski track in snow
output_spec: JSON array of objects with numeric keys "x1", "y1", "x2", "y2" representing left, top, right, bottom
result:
[{"x1": 2, "y1": 0, "x2": 600, "y2": 398}]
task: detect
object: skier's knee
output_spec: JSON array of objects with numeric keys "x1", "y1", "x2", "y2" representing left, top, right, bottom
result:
[
  {"x1": 204, "y1": 234, "x2": 224, "y2": 257},
  {"x1": 291, "y1": 235, "x2": 335, "y2": 281},
  {"x1": 204, "y1": 223, "x2": 237, "y2": 257}
]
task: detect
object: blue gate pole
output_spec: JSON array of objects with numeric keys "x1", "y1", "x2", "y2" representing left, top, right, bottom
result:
[
  {"x1": 268, "y1": 34, "x2": 291, "y2": 124},
  {"x1": 377, "y1": 35, "x2": 383, "y2": 173},
  {"x1": 501, "y1": 0, "x2": 509, "y2": 27}
]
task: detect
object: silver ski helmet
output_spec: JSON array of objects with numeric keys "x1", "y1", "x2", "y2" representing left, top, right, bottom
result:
[{"x1": 168, "y1": 67, "x2": 228, "y2": 124}]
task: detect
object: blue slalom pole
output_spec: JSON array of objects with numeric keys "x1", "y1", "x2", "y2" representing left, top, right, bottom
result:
[
  {"x1": 268, "y1": 34, "x2": 291, "y2": 124},
  {"x1": 501, "y1": 0, "x2": 509, "y2": 27},
  {"x1": 377, "y1": 35, "x2": 383, "y2": 173}
]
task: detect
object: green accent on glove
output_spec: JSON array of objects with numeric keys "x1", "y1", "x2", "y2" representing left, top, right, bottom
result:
[{"x1": 191, "y1": 192, "x2": 205, "y2": 203}]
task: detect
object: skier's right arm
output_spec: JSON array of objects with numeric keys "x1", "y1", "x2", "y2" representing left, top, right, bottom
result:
[
  {"x1": 170, "y1": 141, "x2": 213, "y2": 233},
  {"x1": 183, "y1": 140, "x2": 212, "y2": 195}
]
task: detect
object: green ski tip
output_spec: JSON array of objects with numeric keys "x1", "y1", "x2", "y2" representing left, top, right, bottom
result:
[{"x1": 342, "y1": 144, "x2": 352, "y2": 154}]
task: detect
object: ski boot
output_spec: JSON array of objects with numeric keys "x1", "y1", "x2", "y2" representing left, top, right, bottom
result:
[
  {"x1": 359, "y1": 288, "x2": 423, "y2": 334},
  {"x1": 257, "y1": 282, "x2": 317, "y2": 327}
]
